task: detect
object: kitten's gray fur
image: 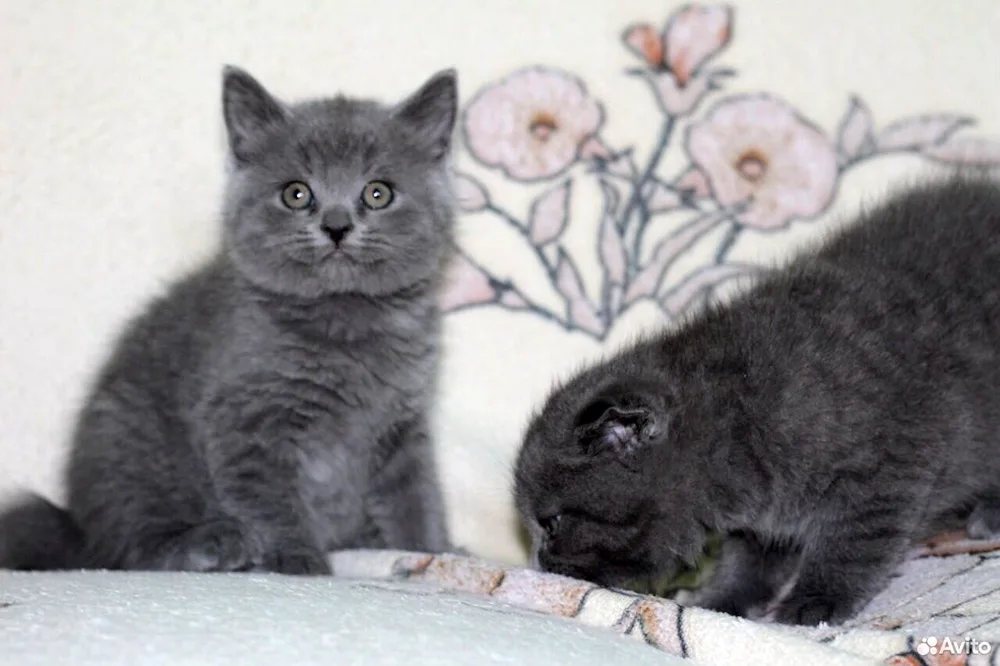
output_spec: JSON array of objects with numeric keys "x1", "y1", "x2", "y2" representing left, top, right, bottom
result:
[
  {"x1": 514, "y1": 177, "x2": 1000, "y2": 625},
  {"x1": 0, "y1": 66, "x2": 459, "y2": 573}
]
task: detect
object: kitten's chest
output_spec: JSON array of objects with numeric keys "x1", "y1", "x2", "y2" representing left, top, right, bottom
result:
[
  {"x1": 278, "y1": 338, "x2": 435, "y2": 547},
  {"x1": 288, "y1": 336, "x2": 434, "y2": 436},
  {"x1": 205, "y1": 328, "x2": 434, "y2": 451}
]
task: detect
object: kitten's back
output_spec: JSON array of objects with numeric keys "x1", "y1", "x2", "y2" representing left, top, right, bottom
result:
[
  {"x1": 816, "y1": 177, "x2": 1000, "y2": 279},
  {"x1": 745, "y1": 177, "x2": 1000, "y2": 511},
  {"x1": 740, "y1": 177, "x2": 1000, "y2": 361}
]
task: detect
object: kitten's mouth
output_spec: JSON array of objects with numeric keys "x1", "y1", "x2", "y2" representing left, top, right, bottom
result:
[
  {"x1": 330, "y1": 250, "x2": 385, "y2": 267},
  {"x1": 290, "y1": 241, "x2": 385, "y2": 270},
  {"x1": 553, "y1": 564, "x2": 638, "y2": 589},
  {"x1": 284, "y1": 246, "x2": 355, "y2": 267},
  {"x1": 317, "y1": 245, "x2": 357, "y2": 262}
]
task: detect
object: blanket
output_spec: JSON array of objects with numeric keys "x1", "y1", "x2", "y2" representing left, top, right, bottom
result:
[{"x1": 331, "y1": 542, "x2": 1000, "y2": 666}]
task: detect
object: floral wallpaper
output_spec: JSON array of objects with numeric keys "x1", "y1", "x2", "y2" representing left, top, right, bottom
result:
[{"x1": 441, "y1": 4, "x2": 1000, "y2": 340}]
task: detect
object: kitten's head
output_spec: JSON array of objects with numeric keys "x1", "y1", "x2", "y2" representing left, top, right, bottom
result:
[
  {"x1": 514, "y1": 365, "x2": 711, "y2": 586},
  {"x1": 219, "y1": 66, "x2": 458, "y2": 297}
]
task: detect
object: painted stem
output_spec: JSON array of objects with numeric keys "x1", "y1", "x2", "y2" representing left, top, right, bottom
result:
[
  {"x1": 621, "y1": 209, "x2": 729, "y2": 307},
  {"x1": 446, "y1": 282, "x2": 569, "y2": 328},
  {"x1": 714, "y1": 221, "x2": 743, "y2": 264},
  {"x1": 486, "y1": 202, "x2": 558, "y2": 280},
  {"x1": 691, "y1": 219, "x2": 742, "y2": 312},
  {"x1": 469, "y1": 204, "x2": 571, "y2": 326},
  {"x1": 621, "y1": 115, "x2": 677, "y2": 276},
  {"x1": 494, "y1": 280, "x2": 570, "y2": 327}
]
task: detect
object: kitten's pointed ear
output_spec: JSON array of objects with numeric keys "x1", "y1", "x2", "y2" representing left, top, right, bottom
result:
[
  {"x1": 222, "y1": 65, "x2": 288, "y2": 162},
  {"x1": 575, "y1": 397, "x2": 660, "y2": 463},
  {"x1": 393, "y1": 69, "x2": 458, "y2": 161}
]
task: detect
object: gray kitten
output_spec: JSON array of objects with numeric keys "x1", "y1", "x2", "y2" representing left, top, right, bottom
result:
[
  {"x1": 0, "y1": 65, "x2": 458, "y2": 573},
  {"x1": 514, "y1": 177, "x2": 1000, "y2": 625}
]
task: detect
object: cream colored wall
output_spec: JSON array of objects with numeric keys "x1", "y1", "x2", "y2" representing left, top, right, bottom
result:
[{"x1": 1, "y1": 0, "x2": 998, "y2": 564}]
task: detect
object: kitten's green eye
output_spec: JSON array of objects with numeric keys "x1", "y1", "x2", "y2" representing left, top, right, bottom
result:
[
  {"x1": 281, "y1": 181, "x2": 313, "y2": 210},
  {"x1": 361, "y1": 181, "x2": 394, "y2": 210}
]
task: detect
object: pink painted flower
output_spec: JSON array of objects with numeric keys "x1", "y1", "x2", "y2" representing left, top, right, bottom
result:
[
  {"x1": 631, "y1": 67, "x2": 725, "y2": 117},
  {"x1": 685, "y1": 94, "x2": 839, "y2": 230},
  {"x1": 663, "y1": 5, "x2": 733, "y2": 85},
  {"x1": 463, "y1": 67, "x2": 605, "y2": 181},
  {"x1": 623, "y1": 6, "x2": 733, "y2": 116},
  {"x1": 623, "y1": 5, "x2": 733, "y2": 84}
]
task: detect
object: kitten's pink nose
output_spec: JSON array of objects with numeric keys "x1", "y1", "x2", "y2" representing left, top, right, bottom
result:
[{"x1": 321, "y1": 220, "x2": 354, "y2": 246}]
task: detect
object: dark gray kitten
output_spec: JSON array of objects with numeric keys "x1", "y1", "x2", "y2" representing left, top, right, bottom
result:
[
  {"x1": 514, "y1": 177, "x2": 1000, "y2": 625},
  {"x1": 0, "y1": 66, "x2": 458, "y2": 574}
]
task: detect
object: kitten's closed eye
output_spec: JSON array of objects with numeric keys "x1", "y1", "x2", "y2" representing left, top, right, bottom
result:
[{"x1": 539, "y1": 514, "x2": 562, "y2": 539}]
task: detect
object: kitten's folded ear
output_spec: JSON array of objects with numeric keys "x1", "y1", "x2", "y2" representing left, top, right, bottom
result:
[
  {"x1": 222, "y1": 65, "x2": 288, "y2": 162},
  {"x1": 393, "y1": 69, "x2": 459, "y2": 161},
  {"x1": 574, "y1": 395, "x2": 661, "y2": 464}
]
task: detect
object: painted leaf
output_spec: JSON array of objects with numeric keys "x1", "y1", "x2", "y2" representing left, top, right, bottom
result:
[
  {"x1": 623, "y1": 212, "x2": 724, "y2": 305},
  {"x1": 622, "y1": 23, "x2": 664, "y2": 67},
  {"x1": 922, "y1": 137, "x2": 1000, "y2": 166},
  {"x1": 598, "y1": 178, "x2": 621, "y2": 217},
  {"x1": 555, "y1": 249, "x2": 605, "y2": 336},
  {"x1": 663, "y1": 5, "x2": 733, "y2": 85},
  {"x1": 642, "y1": 179, "x2": 683, "y2": 213},
  {"x1": 499, "y1": 290, "x2": 528, "y2": 308},
  {"x1": 611, "y1": 156, "x2": 637, "y2": 181},
  {"x1": 529, "y1": 180, "x2": 572, "y2": 246},
  {"x1": 599, "y1": 213, "x2": 628, "y2": 286},
  {"x1": 876, "y1": 114, "x2": 974, "y2": 152},
  {"x1": 439, "y1": 252, "x2": 497, "y2": 312},
  {"x1": 578, "y1": 135, "x2": 613, "y2": 160},
  {"x1": 674, "y1": 166, "x2": 712, "y2": 198},
  {"x1": 836, "y1": 96, "x2": 875, "y2": 161},
  {"x1": 454, "y1": 172, "x2": 490, "y2": 213},
  {"x1": 595, "y1": 150, "x2": 636, "y2": 181},
  {"x1": 659, "y1": 263, "x2": 751, "y2": 314}
]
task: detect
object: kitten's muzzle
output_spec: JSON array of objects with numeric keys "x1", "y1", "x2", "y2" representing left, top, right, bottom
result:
[
  {"x1": 538, "y1": 547, "x2": 655, "y2": 588},
  {"x1": 537, "y1": 549, "x2": 599, "y2": 582}
]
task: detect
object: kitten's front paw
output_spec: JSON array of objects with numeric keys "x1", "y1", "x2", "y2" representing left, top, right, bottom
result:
[
  {"x1": 773, "y1": 592, "x2": 854, "y2": 626},
  {"x1": 165, "y1": 520, "x2": 259, "y2": 572},
  {"x1": 967, "y1": 499, "x2": 1000, "y2": 540},
  {"x1": 688, "y1": 590, "x2": 751, "y2": 619},
  {"x1": 265, "y1": 546, "x2": 331, "y2": 575}
]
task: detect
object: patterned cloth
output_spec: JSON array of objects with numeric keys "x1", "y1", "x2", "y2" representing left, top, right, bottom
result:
[{"x1": 331, "y1": 547, "x2": 1000, "y2": 666}]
